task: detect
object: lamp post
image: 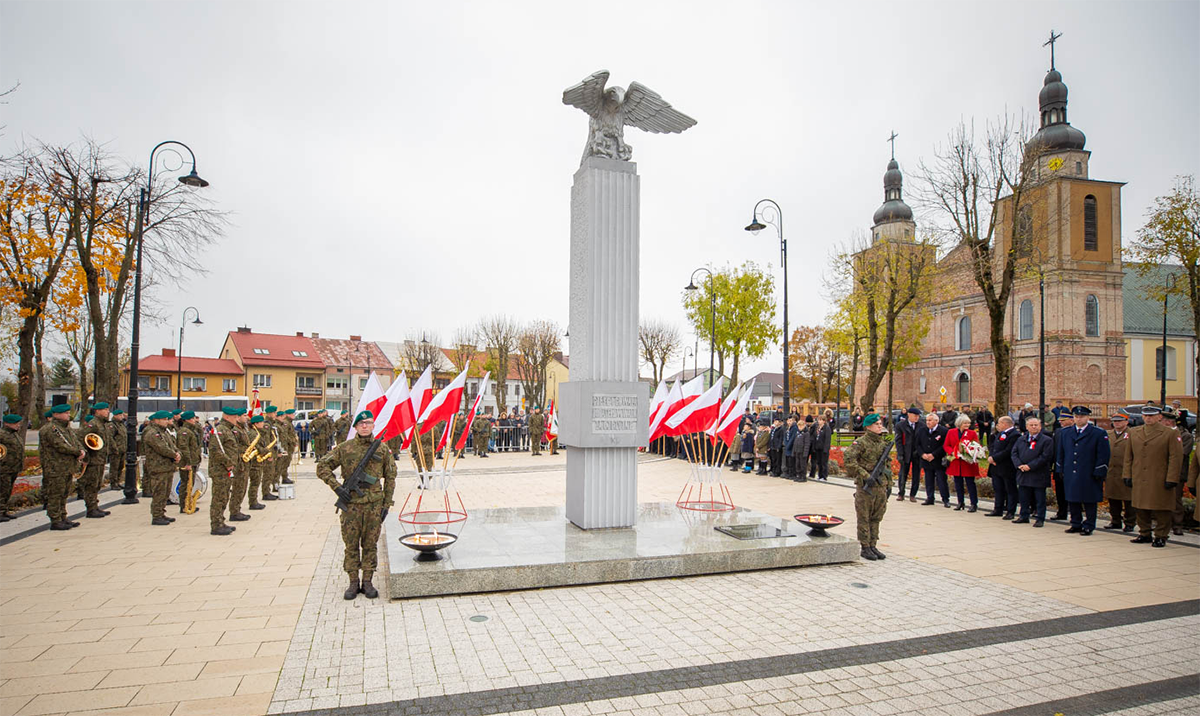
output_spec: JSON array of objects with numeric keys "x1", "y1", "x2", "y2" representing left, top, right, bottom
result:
[
  {"x1": 1038, "y1": 271, "x2": 1046, "y2": 417},
  {"x1": 685, "y1": 267, "x2": 715, "y2": 389},
  {"x1": 123, "y1": 141, "x2": 209, "y2": 504},
  {"x1": 684, "y1": 347, "x2": 694, "y2": 383},
  {"x1": 175, "y1": 307, "x2": 203, "y2": 410},
  {"x1": 745, "y1": 199, "x2": 789, "y2": 413},
  {"x1": 1161, "y1": 273, "x2": 1178, "y2": 406}
]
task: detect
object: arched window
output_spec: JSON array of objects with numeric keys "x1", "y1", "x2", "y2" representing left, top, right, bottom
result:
[
  {"x1": 1019, "y1": 299, "x2": 1033, "y2": 341},
  {"x1": 1156, "y1": 346, "x2": 1176, "y2": 381},
  {"x1": 1084, "y1": 195, "x2": 1098, "y2": 251},
  {"x1": 956, "y1": 373, "x2": 970, "y2": 403},
  {"x1": 956, "y1": 316, "x2": 971, "y2": 351},
  {"x1": 1085, "y1": 295, "x2": 1099, "y2": 337}
]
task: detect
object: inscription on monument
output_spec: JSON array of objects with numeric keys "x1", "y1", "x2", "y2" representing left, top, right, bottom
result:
[{"x1": 591, "y1": 394, "x2": 638, "y2": 433}]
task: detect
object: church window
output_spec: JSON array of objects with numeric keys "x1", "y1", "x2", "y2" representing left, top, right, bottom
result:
[
  {"x1": 1015, "y1": 206, "x2": 1033, "y2": 257},
  {"x1": 956, "y1": 373, "x2": 970, "y2": 403},
  {"x1": 956, "y1": 316, "x2": 971, "y2": 351},
  {"x1": 1084, "y1": 195, "x2": 1098, "y2": 251},
  {"x1": 1156, "y1": 346, "x2": 1176, "y2": 381},
  {"x1": 1019, "y1": 300, "x2": 1033, "y2": 340},
  {"x1": 1085, "y1": 295, "x2": 1099, "y2": 337},
  {"x1": 1075, "y1": 161, "x2": 1082, "y2": 175}
]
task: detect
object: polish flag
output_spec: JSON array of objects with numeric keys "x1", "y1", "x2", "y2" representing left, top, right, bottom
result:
[
  {"x1": 373, "y1": 372, "x2": 413, "y2": 443},
  {"x1": 418, "y1": 367, "x2": 468, "y2": 434},
  {"x1": 665, "y1": 381, "x2": 723, "y2": 436},
  {"x1": 251, "y1": 388, "x2": 261, "y2": 417},
  {"x1": 544, "y1": 400, "x2": 558, "y2": 443},
  {"x1": 707, "y1": 380, "x2": 746, "y2": 440},
  {"x1": 714, "y1": 380, "x2": 756, "y2": 447},
  {"x1": 648, "y1": 380, "x2": 681, "y2": 443},
  {"x1": 658, "y1": 375, "x2": 704, "y2": 433},
  {"x1": 647, "y1": 380, "x2": 669, "y2": 428},
  {"x1": 401, "y1": 367, "x2": 434, "y2": 449},
  {"x1": 348, "y1": 372, "x2": 386, "y2": 439},
  {"x1": 454, "y1": 373, "x2": 491, "y2": 451}
]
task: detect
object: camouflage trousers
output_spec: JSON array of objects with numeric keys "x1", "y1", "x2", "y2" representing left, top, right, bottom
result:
[
  {"x1": 854, "y1": 481, "x2": 890, "y2": 547},
  {"x1": 340, "y1": 502, "x2": 383, "y2": 577},
  {"x1": 43, "y1": 468, "x2": 72, "y2": 523},
  {"x1": 474, "y1": 436, "x2": 487, "y2": 456},
  {"x1": 209, "y1": 466, "x2": 231, "y2": 529},
  {"x1": 247, "y1": 462, "x2": 263, "y2": 505},
  {"x1": 107, "y1": 452, "x2": 126, "y2": 489},
  {"x1": 148, "y1": 470, "x2": 172, "y2": 519},
  {"x1": 0, "y1": 468, "x2": 15, "y2": 513},
  {"x1": 278, "y1": 450, "x2": 292, "y2": 484},
  {"x1": 80, "y1": 461, "x2": 107, "y2": 511},
  {"x1": 229, "y1": 463, "x2": 249, "y2": 516}
]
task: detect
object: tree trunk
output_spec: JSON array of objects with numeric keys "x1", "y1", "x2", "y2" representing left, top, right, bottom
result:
[
  {"x1": 15, "y1": 310, "x2": 37, "y2": 426},
  {"x1": 34, "y1": 318, "x2": 47, "y2": 423},
  {"x1": 886, "y1": 368, "x2": 894, "y2": 433},
  {"x1": 988, "y1": 302, "x2": 1012, "y2": 415},
  {"x1": 729, "y1": 354, "x2": 739, "y2": 392}
]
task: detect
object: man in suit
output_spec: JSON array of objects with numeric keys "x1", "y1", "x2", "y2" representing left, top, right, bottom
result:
[
  {"x1": 1124, "y1": 405, "x2": 1183, "y2": 547},
  {"x1": 916, "y1": 412, "x2": 949, "y2": 506},
  {"x1": 1012, "y1": 416, "x2": 1054, "y2": 527},
  {"x1": 986, "y1": 416, "x2": 1020, "y2": 519},
  {"x1": 895, "y1": 407, "x2": 922, "y2": 502},
  {"x1": 1056, "y1": 406, "x2": 1111, "y2": 536},
  {"x1": 768, "y1": 418, "x2": 785, "y2": 477}
]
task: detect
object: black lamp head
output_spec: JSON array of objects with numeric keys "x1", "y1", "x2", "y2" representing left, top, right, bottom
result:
[
  {"x1": 745, "y1": 218, "x2": 766, "y2": 233},
  {"x1": 178, "y1": 169, "x2": 209, "y2": 188},
  {"x1": 192, "y1": 316, "x2": 204, "y2": 325},
  {"x1": 685, "y1": 281, "x2": 698, "y2": 291}
]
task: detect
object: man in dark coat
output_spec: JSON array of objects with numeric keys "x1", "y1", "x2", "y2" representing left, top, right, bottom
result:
[
  {"x1": 1012, "y1": 416, "x2": 1055, "y2": 527},
  {"x1": 768, "y1": 418, "x2": 785, "y2": 477},
  {"x1": 1055, "y1": 406, "x2": 1111, "y2": 535},
  {"x1": 895, "y1": 407, "x2": 921, "y2": 502},
  {"x1": 975, "y1": 405, "x2": 994, "y2": 442},
  {"x1": 809, "y1": 415, "x2": 832, "y2": 480},
  {"x1": 1104, "y1": 413, "x2": 1135, "y2": 531},
  {"x1": 941, "y1": 406, "x2": 959, "y2": 433},
  {"x1": 916, "y1": 413, "x2": 949, "y2": 506},
  {"x1": 782, "y1": 416, "x2": 800, "y2": 479},
  {"x1": 986, "y1": 416, "x2": 1020, "y2": 519},
  {"x1": 792, "y1": 418, "x2": 812, "y2": 482}
]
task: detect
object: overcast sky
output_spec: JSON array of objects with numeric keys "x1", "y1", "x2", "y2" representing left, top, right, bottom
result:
[{"x1": 3, "y1": 0, "x2": 1197, "y2": 381}]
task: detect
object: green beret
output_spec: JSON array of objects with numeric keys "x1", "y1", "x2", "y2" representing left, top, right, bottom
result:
[
  {"x1": 43, "y1": 409, "x2": 52, "y2": 418},
  {"x1": 250, "y1": 415, "x2": 264, "y2": 424},
  {"x1": 264, "y1": 406, "x2": 278, "y2": 414},
  {"x1": 149, "y1": 410, "x2": 172, "y2": 420},
  {"x1": 82, "y1": 415, "x2": 92, "y2": 422},
  {"x1": 221, "y1": 406, "x2": 240, "y2": 415},
  {"x1": 235, "y1": 408, "x2": 247, "y2": 416},
  {"x1": 353, "y1": 409, "x2": 373, "y2": 426},
  {"x1": 113, "y1": 409, "x2": 124, "y2": 415},
  {"x1": 92, "y1": 401, "x2": 110, "y2": 410},
  {"x1": 171, "y1": 409, "x2": 182, "y2": 416},
  {"x1": 284, "y1": 408, "x2": 295, "y2": 415},
  {"x1": 341, "y1": 409, "x2": 348, "y2": 415},
  {"x1": 862, "y1": 413, "x2": 880, "y2": 427},
  {"x1": 180, "y1": 410, "x2": 195, "y2": 420},
  {"x1": 51, "y1": 404, "x2": 71, "y2": 414},
  {"x1": 3, "y1": 414, "x2": 22, "y2": 424}
]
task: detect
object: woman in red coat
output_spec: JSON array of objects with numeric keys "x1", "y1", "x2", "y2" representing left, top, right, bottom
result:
[{"x1": 944, "y1": 414, "x2": 980, "y2": 512}]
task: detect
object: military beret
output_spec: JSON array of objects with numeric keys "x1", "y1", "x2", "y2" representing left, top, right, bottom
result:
[
  {"x1": 43, "y1": 409, "x2": 52, "y2": 418},
  {"x1": 51, "y1": 404, "x2": 71, "y2": 414},
  {"x1": 250, "y1": 415, "x2": 264, "y2": 424},
  {"x1": 3, "y1": 414, "x2": 22, "y2": 424},
  {"x1": 1142, "y1": 405, "x2": 1162, "y2": 416},
  {"x1": 149, "y1": 410, "x2": 172, "y2": 420},
  {"x1": 907, "y1": 407, "x2": 922, "y2": 415},
  {"x1": 92, "y1": 401, "x2": 110, "y2": 410},
  {"x1": 353, "y1": 409, "x2": 373, "y2": 426},
  {"x1": 221, "y1": 406, "x2": 240, "y2": 415},
  {"x1": 113, "y1": 409, "x2": 124, "y2": 415},
  {"x1": 341, "y1": 409, "x2": 349, "y2": 415},
  {"x1": 235, "y1": 408, "x2": 248, "y2": 415},
  {"x1": 82, "y1": 415, "x2": 92, "y2": 422},
  {"x1": 284, "y1": 408, "x2": 295, "y2": 415},
  {"x1": 180, "y1": 410, "x2": 195, "y2": 420},
  {"x1": 862, "y1": 413, "x2": 881, "y2": 427},
  {"x1": 171, "y1": 409, "x2": 182, "y2": 416},
  {"x1": 265, "y1": 406, "x2": 278, "y2": 414},
  {"x1": 1070, "y1": 406, "x2": 1091, "y2": 416}
]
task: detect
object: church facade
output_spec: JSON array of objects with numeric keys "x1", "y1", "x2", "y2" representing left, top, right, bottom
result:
[{"x1": 854, "y1": 47, "x2": 1129, "y2": 413}]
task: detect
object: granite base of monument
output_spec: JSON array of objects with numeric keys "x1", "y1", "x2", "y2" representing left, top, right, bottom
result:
[{"x1": 383, "y1": 502, "x2": 859, "y2": 599}]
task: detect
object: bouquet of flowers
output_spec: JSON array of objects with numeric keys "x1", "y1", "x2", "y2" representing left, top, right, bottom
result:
[{"x1": 958, "y1": 439, "x2": 987, "y2": 464}]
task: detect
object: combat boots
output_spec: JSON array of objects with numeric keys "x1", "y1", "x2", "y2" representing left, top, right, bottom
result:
[
  {"x1": 151, "y1": 517, "x2": 171, "y2": 525},
  {"x1": 860, "y1": 546, "x2": 878, "y2": 561},
  {"x1": 361, "y1": 574, "x2": 378, "y2": 599},
  {"x1": 344, "y1": 575, "x2": 360, "y2": 600},
  {"x1": 85, "y1": 509, "x2": 106, "y2": 518},
  {"x1": 49, "y1": 521, "x2": 71, "y2": 530},
  {"x1": 210, "y1": 525, "x2": 234, "y2": 536}
]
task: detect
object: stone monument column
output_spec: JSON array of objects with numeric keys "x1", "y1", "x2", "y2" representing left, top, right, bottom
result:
[{"x1": 560, "y1": 156, "x2": 649, "y2": 529}]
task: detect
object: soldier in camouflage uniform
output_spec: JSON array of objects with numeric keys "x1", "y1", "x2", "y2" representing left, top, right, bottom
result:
[
  {"x1": 333, "y1": 410, "x2": 351, "y2": 444},
  {"x1": 206, "y1": 407, "x2": 241, "y2": 534},
  {"x1": 279, "y1": 408, "x2": 297, "y2": 485},
  {"x1": 175, "y1": 411, "x2": 203, "y2": 513},
  {"x1": 79, "y1": 402, "x2": 112, "y2": 518},
  {"x1": 248, "y1": 414, "x2": 271, "y2": 506},
  {"x1": 310, "y1": 411, "x2": 333, "y2": 459},
  {"x1": 229, "y1": 409, "x2": 252, "y2": 521},
  {"x1": 843, "y1": 413, "x2": 894, "y2": 561},
  {"x1": 317, "y1": 410, "x2": 397, "y2": 600},
  {"x1": 142, "y1": 410, "x2": 181, "y2": 525},
  {"x1": 473, "y1": 414, "x2": 491, "y2": 457},
  {"x1": 450, "y1": 412, "x2": 467, "y2": 459},
  {"x1": 107, "y1": 409, "x2": 127, "y2": 489},
  {"x1": 39, "y1": 404, "x2": 85, "y2": 530},
  {"x1": 528, "y1": 407, "x2": 545, "y2": 456},
  {"x1": 1, "y1": 414, "x2": 25, "y2": 521}
]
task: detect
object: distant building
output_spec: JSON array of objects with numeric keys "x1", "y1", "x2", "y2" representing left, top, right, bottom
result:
[
  {"x1": 1123, "y1": 264, "x2": 1197, "y2": 400},
  {"x1": 218, "y1": 327, "x2": 327, "y2": 411},
  {"x1": 310, "y1": 334, "x2": 392, "y2": 413},
  {"x1": 120, "y1": 348, "x2": 243, "y2": 401}
]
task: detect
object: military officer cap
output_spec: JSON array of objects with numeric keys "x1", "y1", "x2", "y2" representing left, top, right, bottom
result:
[
  {"x1": 353, "y1": 409, "x2": 373, "y2": 426},
  {"x1": 181, "y1": 410, "x2": 196, "y2": 420},
  {"x1": 1070, "y1": 406, "x2": 1092, "y2": 416},
  {"x1": 264, "y1": 405, "x2": 278, "y2": 414},
  {"x1": 3, "y1": 414, "x2": 21, "y2": 423},
  {"x1": 1161, "y1": 406, "x2": 1177, "y2": 420},
  {"x1": 149, "y1": 410, "x2": 172, "y2": 420},
  {"x1": 907, "y1": 407, "x2": 922, "y2": 415},
  {"x1": 862, "y1": 413, "x2": 881, "y2": 427},
  {"x1": 1111, "y1": 413, "x2": 1128, "y2": 422},
  {"x1": 250, "y1": 415, "x2": 264, "y2": 424},
  {"x1": 1142, "y1": 405, "x2": 1162, "y2": 416},
  {"x1": 51, "y1": 404, "x2": 71, "y2": 415},
  {"x1": 92, "y1": 401, "x2": 110, "y2": 410},
  {"x1": 113, "y1": 409, "x2": 124, "y2": 415},
  {"x1": 221, "y1": 406, "x2": 240, "y2": 415}
]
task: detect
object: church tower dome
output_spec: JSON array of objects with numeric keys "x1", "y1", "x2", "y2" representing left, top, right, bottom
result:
[
  {"x1": 1027, "y1": 32, "x2": 1086, "y2": 154},
  {"x1": 872, "y1": 157, "x2": 914, "y2": 227}
]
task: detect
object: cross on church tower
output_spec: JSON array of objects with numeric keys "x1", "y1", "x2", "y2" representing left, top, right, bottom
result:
[
  {"x1": 887, "y1": 130, "x2": 898, "y2": 160},
  {"x1": 1044, "y1": 29, "x2": 1063, "y2": 70}
]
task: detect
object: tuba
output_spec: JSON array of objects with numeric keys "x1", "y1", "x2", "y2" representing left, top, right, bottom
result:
[
  {"x1": 84, "y1": 432, "x2": 104, "y2": 451},
  {"x1": 241, "y1": 432, "x2": 261, "y2": 462}
]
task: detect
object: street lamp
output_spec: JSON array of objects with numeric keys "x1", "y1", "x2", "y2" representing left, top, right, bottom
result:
[
  {"x1": 685, "y1": 267, "x2": 715, "y2": 389},
  {"x1": 684, "y1": 347, "x2": 694, "y2": 383},
  {"x1": 124, "y1": 141, "x2": 209, "y2": 504},
  {"x1": 744, "y1": 198, "x2": 790, "y2": 413},
  {"x1": 1161, "y1": 273, "x2": 1178, "y2": 406},
  {"x1": 176, "y1": 307, "x2": 203, "y2": 410}
]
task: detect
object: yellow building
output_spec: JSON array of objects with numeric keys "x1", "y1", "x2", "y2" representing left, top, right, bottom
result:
[
  {"x1": 1123, "y1": 264, "x2": 1197, "y2": 402},
  {"x1": 545, "y1": 353, "x2": 569, "y2": 406},
  {"x1": 218, "y1": 328, "x2": 327, "y2": 411},
  {"x1": 119, "y1": 348, "x2": 247, "y2": 417}
]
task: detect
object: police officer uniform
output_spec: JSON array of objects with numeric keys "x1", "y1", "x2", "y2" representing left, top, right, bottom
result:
[{"x1": 1055, "y1": 406, "x2": 1110, "y2": 535}]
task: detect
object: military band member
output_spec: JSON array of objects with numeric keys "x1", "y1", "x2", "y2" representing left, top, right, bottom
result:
[
  {"x1": 473, "y1": 414, "x2": 490, "y2": 457},
  {"x1": 311, "y1": 410, "x2": 333, "y2": 459},
  {"x1": 317, "y1": 410, "x2": 396, "y2": 600},
  {"x1": 0, "y1": 414, "x2": 25, "y2": 521},
  {"x1": 1105, "y1": 413, "x2": 1136, "y2": 531},
  {"x1": 1056, "y1": 406, "x2": 1110, "y2": 536},
  {"x1": 78, "y1": 402, "x2": 112, "y2": 518},
  {"x1": 248, "y1": 414, "x2": 271, "y2": 506},
  {"x1": 207, "y1": 407, "x2": 241, "y2": 534},
  {"x1": 844, "y1": 413, "x2": 893, "y2": 561},
  {"x1": 528, "y1": 407, "x2": 545, "y2": 455},
  {"x1": 143, "y1": 410, "x2": 181, "y2": 525},
  {"x1": 107, "y1": 409, "x2": 127, "y2": 489},
  {"x1": 1123, "y1": 405, "x2": 1182, "y2": 547},
  {"x1": 40, "y1": 404, "x2": 84, "y2": 530},
  {"x1": 280, "y1": 408, "x2": 297, "y2": 485},
  {"x1": 175, "y1": 410, "x2": 202, "y2": 513},
  {"x1": 229, "y1": 409, "x2": 252, "y2": 522},
  {"x1": 1187, "y1": 449, "x2": 1199, "y2": 529}
]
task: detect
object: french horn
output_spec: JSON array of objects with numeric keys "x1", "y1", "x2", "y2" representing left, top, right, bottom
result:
[
  {"x1": 0, "y1": 443, "x2": 6, "y2": 459},
  {"x1": 84, "y1": 433, "x2": 104, "y2": 451}
]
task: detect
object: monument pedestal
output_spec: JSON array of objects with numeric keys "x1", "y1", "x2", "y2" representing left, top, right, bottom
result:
[{"x1": 561, "y1": 157, "x2": 646, "y2": 529}]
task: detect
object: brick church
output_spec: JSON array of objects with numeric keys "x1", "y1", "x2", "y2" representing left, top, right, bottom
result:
[{"x1": 854, "y1": 41, "x2": 1128, "y2": 412}]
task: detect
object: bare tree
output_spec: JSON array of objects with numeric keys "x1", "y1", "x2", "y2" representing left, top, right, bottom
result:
[
  {"x1": 479, "y1": 315, "x2": 519, "y2": 414},
  {"x1": 515, "y1": 320, "x2": 562, "y2": 409},
  {"x1": 401, "y1": 332, "x2": 443, "y2": 377},
  {"x1": 638, "y1": 319, "x2": 682, "y2": 385},
  {"x1": 63, "y1": 320, "x2": 94, "y2": 401},
  {"x1": 447, "y1": 326, "x2": 479, "y2": 412}
]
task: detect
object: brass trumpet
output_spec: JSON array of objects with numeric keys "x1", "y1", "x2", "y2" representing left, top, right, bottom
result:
[
  {"x1": 84, "y1": 432, "x2": 104, "y2": 451},
  {"x1": 241, "y1": 432, "x2": 261, "y2": 462},
  {"x1": 256, "y1": 434, "x2": 278, "y2": 463}
]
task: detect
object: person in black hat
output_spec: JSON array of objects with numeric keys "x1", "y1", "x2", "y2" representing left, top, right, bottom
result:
[
  {"x1": 1055, "y1": 406, "x2": 1110, "y2": 535},
  {"x1": 895, "y1": 407, "x2": 922, "y2": 502},
  {"x1": 1163, "y1": 407, "x2": 1193, "y2": 536}
]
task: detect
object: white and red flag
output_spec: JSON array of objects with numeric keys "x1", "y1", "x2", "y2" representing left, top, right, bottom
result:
[
  {"x1": 401, "y1": 366, "x2": 434, "y2": 448},
  {"x1": 251, "y1": 388, "x2": 261, "y2": 417},
  {"x1": 647, "y1": 380, "x2": 669, "y2": 428},
  {"x1": 544, "y1": 400, "x2": 558, "y2": 443},
  {"x1": 648, "y1": 379, "x2": 682, "y2": 443},
  {"x1": 656, "y1": 375, "x2": 705, "y2": 437},
  {"x1": 348, "y1": 371, "x2": 386, "y2": 439},
  {"x1": 373, "y1": 372, "x2": 414, "y2": 443},
  {"x1": 706, "y1": 380, "x2": 744, "y2": 441},
  {"x1": 418, "y1": 367, "x2": 468, "y2": 434},
  {"x1": 665, "y1": 380, "x2": 723, "y2": 437},
  {"x1": 454, "y1": 373, "x2": 491, "y2": 452},
  {"x1": 714, "y1": 379, "x2": 756, "y2": 447}
]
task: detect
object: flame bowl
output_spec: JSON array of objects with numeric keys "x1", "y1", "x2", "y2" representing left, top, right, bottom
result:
[
  {"x1": 399, "y1": 532, "x2": 459, "y2": 561},
  {"x1": 792, "y1": 514, "x2": 844, "y2": 537}
]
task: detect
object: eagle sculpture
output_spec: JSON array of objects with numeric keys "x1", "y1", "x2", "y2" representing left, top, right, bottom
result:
[{"x1": 562, "y1": 70, "x2": 697, "y2": 165}]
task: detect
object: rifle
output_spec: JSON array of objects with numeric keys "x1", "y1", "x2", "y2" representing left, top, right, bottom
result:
[
  {"x1": 334, "y1": 437, "x2": 383, "y2": 512},
  {"x1": 863, "y1": 436, "x2": 895, "y2": 491}
]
